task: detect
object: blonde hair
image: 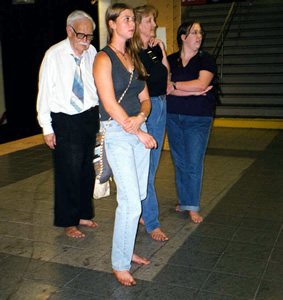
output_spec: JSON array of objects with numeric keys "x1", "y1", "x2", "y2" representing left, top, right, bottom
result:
[
  {"x1": 132, "y1": 5, "x2": 158, "y2": 52},
  {"x1": 105, "y1": 3, "x2": 148, "y2": 80}
]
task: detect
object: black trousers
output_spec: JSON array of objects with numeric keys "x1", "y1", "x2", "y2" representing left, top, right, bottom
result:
[{"x1": 51, "y1": 108, "x2": 99, "y2": 227}]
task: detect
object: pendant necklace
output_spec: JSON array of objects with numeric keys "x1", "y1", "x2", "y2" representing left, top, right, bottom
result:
[{"x1": 110, "y1": 44, "x2": 127, "y2": 61}]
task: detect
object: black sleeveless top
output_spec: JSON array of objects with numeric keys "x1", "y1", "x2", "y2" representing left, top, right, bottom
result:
[
  {"x1": 138, "y1": 45, "x2": 168, "y2": 97},
  {"x1": 99, "y1": 46, "x2": 145, "y2": 121}
]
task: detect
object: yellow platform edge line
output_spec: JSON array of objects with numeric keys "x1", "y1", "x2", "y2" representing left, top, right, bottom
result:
[{"x1": 213, "y1": 118, "x2": 283, "y2": 130}]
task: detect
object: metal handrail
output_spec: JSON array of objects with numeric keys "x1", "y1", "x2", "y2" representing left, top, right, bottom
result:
[
  {"x1": 212, "y1": 1, "x2": 240, "y2": 82},
  {"x1": 212, "y1": 1, "x2": 236, "y2": 57}
]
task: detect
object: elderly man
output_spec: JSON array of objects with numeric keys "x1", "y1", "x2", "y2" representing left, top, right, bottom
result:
[{"x1": 37, "y1": 10, "x2": 99, "y2": 238}]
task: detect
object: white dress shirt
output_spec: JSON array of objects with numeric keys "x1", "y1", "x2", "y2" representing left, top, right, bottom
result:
[{"x1": 36, "y1": 38, "x2": 99, "y2": 135}]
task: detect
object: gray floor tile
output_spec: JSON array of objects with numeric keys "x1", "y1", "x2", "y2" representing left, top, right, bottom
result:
[
  {"x1": 24, "y1": 261, "x2": 85, "y2": 287},
  {"x1": 167, "y1": 248, "x2": 220, "y2": 270},
  {"x1": 0, "y1": 279, "x2": 58, "y2": 300},
  {"x1": 224, "y1": 241, "x2": 273, "y2": 261},
  {"x1": 239, "y1": 217, "x2": 282, "y2": 232},
  {"x1": 0, "y1": 275, "x2": 21, "y2": 291},
  {"x1": 232, "y1": 228, "x2": 278, "y2": 245},
  {"x1": 153, "y1": 264, "x2": 210, "y2": 289},
  {"x1": 214, "y1": 254, "x2": 267, "y2": 278},
  {"x1": 195, "y1": 290, "x2": 249, "y2": 300},
  {"x1": 0, "y1": 236, "x2": 66, "y2": 260},
  {"x1": 256, "y1": 280, "x2": 283, "y2": 300},
  {"x1": 263, "y1": 261, "x2": 283, "y2": 282},
  {"x1": 246, "y1": 207, "x2": 283, "y2": 222},
  {"x1": 0, "y1": 255, "x2": 45, "y2": 278},
  {"x1": 270, "y1": 246, "x2": 283, "y2": 264},
  {"x1": 181, "y1": 235, "x2": 229, "y2": 254},
  {"x1": 66, "y1": 269, "x2": 120, "y2": 296},
  {"x1": 109, "y1": 280, "x2": 197, "y2": 300},
  {"x1": 192, "y1": 223, "x2": 237, "y2": 240},
  {"x1": 203, "y1": 213, "x2": 243, "y2": 227},
  {"x1": 210, "y1": 203, "x2": 249, "y2": 218},
  {"x1": 49, "y1": 287, "x2": 104, "y2": 300},
  {"x1": 201, "y1": 273, "x2": 259, "y2": 298}
]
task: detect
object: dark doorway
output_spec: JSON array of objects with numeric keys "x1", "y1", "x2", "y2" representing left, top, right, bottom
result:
[{"x1": 0, "y1": 0, "x2": 99, "y2": 143}]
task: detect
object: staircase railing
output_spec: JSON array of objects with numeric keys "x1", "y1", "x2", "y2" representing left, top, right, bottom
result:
[{"x1": 212, "y1": 1, "x2": 240, "y2": 83}]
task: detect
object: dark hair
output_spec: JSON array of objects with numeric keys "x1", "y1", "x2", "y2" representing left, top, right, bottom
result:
[{"x1": 177, "y1": 21, "x2": 201, "y2": 51}]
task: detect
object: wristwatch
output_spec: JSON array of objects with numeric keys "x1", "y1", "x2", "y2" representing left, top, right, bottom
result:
[{"x1": 172, "y1": 81, "x2": 177, "y2": 90}]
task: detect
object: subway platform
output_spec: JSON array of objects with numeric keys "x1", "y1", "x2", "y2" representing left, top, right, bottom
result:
[{"x1": 0, "y1": 127, "x2": 282, "y2": 300}]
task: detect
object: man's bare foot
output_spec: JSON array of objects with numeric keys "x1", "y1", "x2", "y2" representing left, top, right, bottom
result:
[
  {"x1": 65, "y1": 226, "x2": 85, "y2": 238},
  {"x1": 189, "y1": 211, "x2": 203, "y2": 223},
  {"x1": 149, "y1": 228, "x2": 168, "y2": 241},
  {"x1": 139, "y1": 217, "x2": 145, "y2": 225},
  {"x1": 176, "y1": 205, "x2": 185, "y2": 212},
  {"x1": 79, "y1": 219, "x2": 98, "y2": 227},
  {"x1": 112, "y1": 269, "x2": 136, "y2": 286},
  {"x1": 131, "y1": 254, "x2": 150, "y2": 265}
]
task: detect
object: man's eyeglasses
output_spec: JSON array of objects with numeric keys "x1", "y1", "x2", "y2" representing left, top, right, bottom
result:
[
  {"x1": 71, "y1": 26, "x2": 94, "y2": 41},
  {"x1": 185, "y1": 30, "x2": 205, "y2": 38}
]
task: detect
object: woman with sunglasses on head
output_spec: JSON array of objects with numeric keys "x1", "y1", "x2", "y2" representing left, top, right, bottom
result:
[
  {"x1": 132, "y1": 5, "x2": 169, "y2": 242},
  {"x1": 166, "y1": 21, "x2": 216, "y2": 223},
  {"x1": 93, "y1": 3, "x2": 157, "y2": 286}
]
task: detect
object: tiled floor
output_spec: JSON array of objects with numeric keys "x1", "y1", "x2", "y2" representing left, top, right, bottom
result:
[{"x1": 0, "y1": 127, "x2": 282, "y2": 300}]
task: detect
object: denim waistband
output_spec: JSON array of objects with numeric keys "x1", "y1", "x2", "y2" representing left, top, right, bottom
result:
[{"x1": 150, "y1": 95, "x2": 166, "y2": 101}]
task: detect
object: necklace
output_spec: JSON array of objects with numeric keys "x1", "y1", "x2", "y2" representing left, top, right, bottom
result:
[{"x1": 109, "y1": 44, "x2": 127, "y2": 61}]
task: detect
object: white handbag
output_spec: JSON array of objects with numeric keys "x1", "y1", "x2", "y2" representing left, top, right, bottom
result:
[{"x1": 93, "y1": 178, "x2": 110, "y2": 199}]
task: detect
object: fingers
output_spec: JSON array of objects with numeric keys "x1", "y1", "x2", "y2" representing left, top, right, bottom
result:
[{"x1": 44, "y1": 134, "x2": 55, "y2": 149}]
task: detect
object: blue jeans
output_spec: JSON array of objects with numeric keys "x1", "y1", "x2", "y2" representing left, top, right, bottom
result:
[
  {"x1": 141, "y1": 95, "x2": 167, "y2": 233},
  {"x1": 166, "y1": 114, "x2": 212, "y2": 211},
  {"x1": 101, "y1": 120, "x2": 150, "y2": 271}
]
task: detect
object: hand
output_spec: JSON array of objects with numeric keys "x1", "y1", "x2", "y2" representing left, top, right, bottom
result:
[
  {"x1": 136, "y1": 130, "x2": 157, "y2": 149},
  {"x1": 166, "y1": 81, "x2": 175, "y2": 95},
  {"x1": 122, "y1": 115, "x2": 144, "y2": 135},
  {"x1": 148, "y1": 38, "x2": 164, "y2": 51},
  {"x1": 44, "y1": 133, "x2": 56, "y2": 149},
  {"x1": 192, "y1": 85, "x2": 213, "y2": 96}
]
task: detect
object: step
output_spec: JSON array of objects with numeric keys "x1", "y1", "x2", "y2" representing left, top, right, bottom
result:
[
  {"x1": 207, "y1": 27, "x2": 283, "y2": 39},
  {"x1": 216, "y1": 54, "x2": 283, "y2": 65},
  {"x1": 217, "y1": 64, "x2": 283, "y2": 74},
  {"x1": 218, "y1": 95, "x2": 283, "y2": 106},
  {"x1": 203, "y1": 45, "x2": 283, "y2": 55},
  {"x1": 201, "y1": 19, "x2": 283, "y2": 31},
  {"x1": 203, "y1": 37, "x2": 283, "y2": 48},
  {"x1": 190, "y1": 11, "x2": 283, "y2": 25},
  {"x1": 215, "y1": 106, "x2": 283, "y2": 118},
  {"x1": 187, "y1": 3, "x2": 283, "y2": 18},
  {"x1": 220, "y1": 84, "x2": 283, "y2": 95},
  {"x1": 220, "y1": 74, "x2": 283, "y2": 84}
]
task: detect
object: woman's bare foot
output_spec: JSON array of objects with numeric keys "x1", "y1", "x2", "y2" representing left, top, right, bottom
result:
[
  {"x1": 112, "y1": 269, "x2": 136, "y2": 286},
  {"x1": 131, "y1": 254, "x2": 150, "y2": 265},
  {"x1": 149, "y1": 228, "x2": 168, "y2": 241},
  {"x1": 65, "y1": 226, "x2": 85, "y2": 238},
  {"x1": 139, "y1": 217, "x2": 145, "y2": 225},
  {"x1": 176, "y1": 205, "x2": 185, "y2": 212},
  {"x1": 189, "y1": 211, "x2": 203, "y2": 223},
  {"x1": 79, "y1": 219, "x2": 98, "y2": 227}
]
